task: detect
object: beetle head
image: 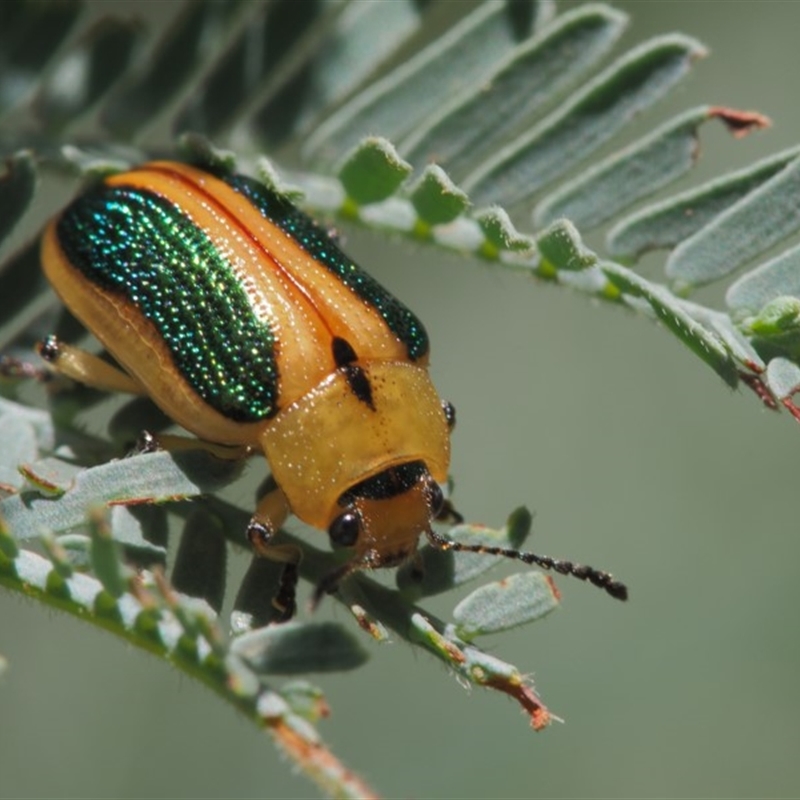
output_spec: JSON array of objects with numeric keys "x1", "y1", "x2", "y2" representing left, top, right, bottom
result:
[
  {"x1": 316, "y1": 458, "x2": 630, "y2": 607},
  {"x1": 315, "y1": 461, "x2": 443, "y2": 600}
]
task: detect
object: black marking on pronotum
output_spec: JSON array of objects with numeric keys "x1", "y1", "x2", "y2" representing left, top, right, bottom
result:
[
  {"x1": 332, "y1": 336, "x2": 375, "y2": 409},
  {"x1": 343, "y1": 365, "x2": 374, "y2": 409},
  {"x1": 343, "y1": 364, "x2": 375, "y2": 410}
]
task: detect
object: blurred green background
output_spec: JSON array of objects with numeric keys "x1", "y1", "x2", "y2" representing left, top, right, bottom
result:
[{"x1": 2, "y1": 2, "x2": 800, "y2": 798}]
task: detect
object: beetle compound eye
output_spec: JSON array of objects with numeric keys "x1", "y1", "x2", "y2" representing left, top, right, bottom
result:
[
  {"x1": 329, "y1": 511, "x2": 360, "y2": 547},
  {"x1": 442, "y1": 400, "x2": 456, "y2": 429}
]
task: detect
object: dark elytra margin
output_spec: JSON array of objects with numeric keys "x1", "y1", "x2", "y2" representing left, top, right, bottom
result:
[
  {"x1": 216, "y1": 169, "x2": 430, "y2": 362},
  {"x1": 56, "y1": 185, "x2": 280, "y2": 422}
]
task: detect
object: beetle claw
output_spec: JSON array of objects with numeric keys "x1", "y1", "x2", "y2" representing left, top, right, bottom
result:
[{"x1": 135, "y1": 429, "x2": 160, "y2": 454}]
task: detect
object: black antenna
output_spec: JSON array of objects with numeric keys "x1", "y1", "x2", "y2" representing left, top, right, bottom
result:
[{"x1": 426, "y1": 528, "x2": 628, "y2": 601}]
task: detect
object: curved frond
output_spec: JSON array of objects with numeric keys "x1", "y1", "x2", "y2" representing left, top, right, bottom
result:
[{"x1": 1, "y1": 2, "x2": 798, "y2": 796}]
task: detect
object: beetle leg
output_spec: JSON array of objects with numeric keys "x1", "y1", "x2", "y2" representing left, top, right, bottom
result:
[
  {"x1": 37, "y1": 335, "x2": 146, "y2": 395},
  {"x1": 136, "y1": 430, "x2": 254, "y2": 461},
  {"x1": 247, "y1": 485, "x2": 300, "y2": 620}
]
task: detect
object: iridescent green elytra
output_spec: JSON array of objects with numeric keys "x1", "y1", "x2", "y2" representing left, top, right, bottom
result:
[
  {"x1": 56, "y1": 168, "x2": 430, "y2": 423},
  {"x1": 56, "y1": 186, "x2": 279, "y2": 421}
]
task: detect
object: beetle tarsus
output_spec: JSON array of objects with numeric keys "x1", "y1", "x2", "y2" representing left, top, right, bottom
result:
[
  {"x1": 135, "y1": 430, "x2": 161, "y2": 454},
  {"x1": 37, "y1": 334, "x2": 61, "y2": 362},
  {"x1": 272, "y1": 560, "x2": 299, "y2": 621}
]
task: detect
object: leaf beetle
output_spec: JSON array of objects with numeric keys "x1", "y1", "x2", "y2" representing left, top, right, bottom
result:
[{"x1": 38, "y1": 161, "x2": 627, "y2": 615}]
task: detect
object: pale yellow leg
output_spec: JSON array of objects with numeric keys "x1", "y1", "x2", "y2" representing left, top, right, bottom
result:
[
  {"x1": 38, "y1": 336, "x2": 146, "y2": 395},
  {"x1": 252, "y1": 483, "x2": 291, "y2": 534},
  {"x1": 138, "y1": 431, "x2": 254, "y2": 461}
]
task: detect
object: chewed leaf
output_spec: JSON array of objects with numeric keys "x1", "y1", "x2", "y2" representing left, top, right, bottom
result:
[
  {"x1": 178, "y1": 132, "x2": 237, "y2": 174},
  {"x1": 279, "y1": 680, "x2": 330, "y2": 725},
  {"x1": 19, "y1": 457, "x2": 82, "y2": 496},
  {"x1": 56, "y1": 534, "x2": 91, "y2": 569},
  {"x1": 230, "y1": 621, "x2": 369, "y2": 675},
  {"x1": 535, "y1": 106, "x2": 767, "y2": 231},
  {"x1": 408, "y1": 612, "x2": 551, "y2": 730},
  {"x1": 537, "y1": 219, "x2": 598, "y2": 273},
  {"x1": 475, "y1": 207, "x2": 535, "y2": 255},
  {"x1": 453, "y1": 572, "x2": 560, "y2": 641},
  {"x1": 6, "y1": 6, "x2": 800, "y2": 790},
  {"x1": 89, "y1": 510, "x2": 129, "y2": 599}
]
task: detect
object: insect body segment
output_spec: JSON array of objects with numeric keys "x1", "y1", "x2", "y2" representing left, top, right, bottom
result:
[{"x1": 41, "y1": 160, "x2": 627, "y2": 613}]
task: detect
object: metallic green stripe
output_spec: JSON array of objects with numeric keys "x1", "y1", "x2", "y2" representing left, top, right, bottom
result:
[
  {"x1": 56, "y1": 185, "x2": 279, "y2": 421},
  {"x1": 220, "y1": 172, "x2": 430, "y2": 361}
]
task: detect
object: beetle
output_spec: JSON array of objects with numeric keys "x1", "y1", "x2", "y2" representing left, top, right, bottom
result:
[{"x1": 38, "y1": 160, "x2": 627, "y2": 616}]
